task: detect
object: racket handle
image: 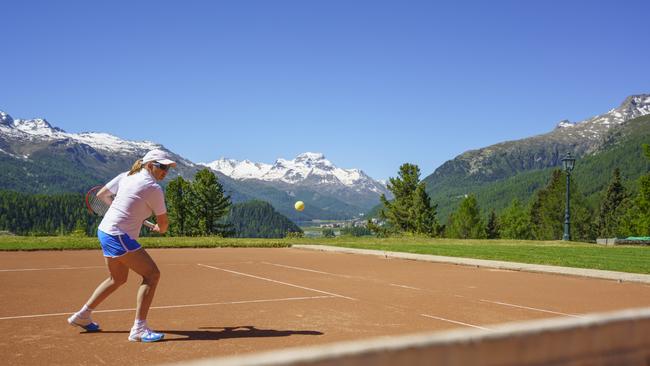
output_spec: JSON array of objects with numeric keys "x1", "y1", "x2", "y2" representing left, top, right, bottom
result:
[{"x1": 144, "y1": 220, "x2": 156, "y2": 229}]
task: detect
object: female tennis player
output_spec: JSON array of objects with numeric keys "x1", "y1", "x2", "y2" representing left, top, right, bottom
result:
[{"x1": 68, "y1": 149, "x2": 175, "y2": 342}]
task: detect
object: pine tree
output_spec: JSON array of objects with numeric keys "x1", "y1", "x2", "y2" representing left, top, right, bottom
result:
[
  {"x1": 529, "y1": 169, "x2": 593, "y2": 241},
  {"x1": 486, "y1": 209, "x2": 500, "y2": 239},
  {"x1": 499, "y1": 199, "x2": 533, "y2": 239},
  {"x1": 378, "y1": 163, "x2": 441, "y2": 236},
  {"x1": 530, "y1": 170, "x2": 565, "y2": 240},
  {"x1": 635, "y1": 145, "x2": 650, "y2": 235},
  {"x1": 166, "y1": 176, "x2": 193, "y2": 236},
  {"x1": 445, "y1": 194, "x2": 486, "y2": 239},
  {"x1": 633, "y1": 174, "x2": 650, "y2": 236},
  {"x1": 379, "y1": 163, "x2": 420, "y2": 233},
  {"x1": 619, "y1": 144, "x2": 650, "y2": 236},
  {"x1": 411, "y1": 184, "x2": 442, "y2": 236},
  {"x1": 188, "y1": 169, "x2": 233, "y2": 236},
  {"x1": 597, "y1": 168, "x2": 629, "y2": 238}
]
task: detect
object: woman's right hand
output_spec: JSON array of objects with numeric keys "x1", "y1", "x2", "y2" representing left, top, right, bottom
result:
[{"x1": 154, "y1": 214, "x2": 169, "y2": 234}]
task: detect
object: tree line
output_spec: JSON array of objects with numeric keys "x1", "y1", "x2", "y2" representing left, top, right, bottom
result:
[
  {"x1": 0, "y1": 168, "x2": 302, "y2": 238},
  {"x1": 229, "y1": 200, "x2": 302, "y2": 238},
  {"x1": 0, "y1": 190, "x2": 95, "y2": 236},
  {"x1": 370, "y1": 144, "x2": 650, "y2": 240}
]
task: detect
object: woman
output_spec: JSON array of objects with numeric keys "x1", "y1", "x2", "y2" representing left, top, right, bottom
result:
[{"x1": 68, "y1": 149, "x2": 176, "y2": 342}]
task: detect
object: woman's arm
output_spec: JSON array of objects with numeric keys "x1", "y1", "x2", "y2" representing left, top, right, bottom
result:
[
  {"x1": 153, "y1": 213, "x2": 169, "y2": 234},
  {"x1": 96, "y1": 186, "x2": 114, "y2": 206}
]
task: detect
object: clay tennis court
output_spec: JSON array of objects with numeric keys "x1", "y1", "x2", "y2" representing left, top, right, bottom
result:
[{"x1": 1, "y1": 247, "x2": 649, "y2": 365}]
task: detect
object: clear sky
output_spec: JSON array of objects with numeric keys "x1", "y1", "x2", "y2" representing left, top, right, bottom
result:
[{"x1": 2, "y1": 0, "x2": 649, "y2": 181}]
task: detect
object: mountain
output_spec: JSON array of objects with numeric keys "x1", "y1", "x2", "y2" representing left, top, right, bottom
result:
[
  {"x1": 203, "y1": 152, "x2": 385, "y2": 193},
  {"x1": 228, "y1": 200, "x2": 303, "y2": 238},
  {"x1": 0, "y1": 111, "x2": 383, "y2": 221},
  {"x1": 422, "y1": 94, "x2": 650, "y2": 220},
  {"x1": 201, "y1": 152, "x2": 390, "y2": 217},
  {"x1": 0, "y1": 111, "x2": 198, "y2": 193}
]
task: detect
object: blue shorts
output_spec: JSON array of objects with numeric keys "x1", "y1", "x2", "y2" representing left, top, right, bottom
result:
[{"x1": 97, "y1": 230, "x2": 142, "y2": 257}]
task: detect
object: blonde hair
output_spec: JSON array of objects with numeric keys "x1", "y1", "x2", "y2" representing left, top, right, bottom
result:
[{"x1": 128, "y1": 159, "x2": 145, "y2": 176}]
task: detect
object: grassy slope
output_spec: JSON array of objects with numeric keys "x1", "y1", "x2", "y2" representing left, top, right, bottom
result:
[{"x1": 1, "y1": 236, "x2": 648, "y2": 274}]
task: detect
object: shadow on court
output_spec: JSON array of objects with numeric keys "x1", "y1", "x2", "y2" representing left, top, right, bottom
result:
[{"x1": 95, "y1": 326, "x2": 323, "y2": 341}]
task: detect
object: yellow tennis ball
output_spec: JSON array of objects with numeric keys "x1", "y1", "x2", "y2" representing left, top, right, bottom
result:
[{"x1": 294, "y1": 201, "x2": 305, "y2": 211}]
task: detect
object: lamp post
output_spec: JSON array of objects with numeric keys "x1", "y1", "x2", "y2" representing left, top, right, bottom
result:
[{"x1": 562, "y1": 152, "x2": 576, "y2": 241}]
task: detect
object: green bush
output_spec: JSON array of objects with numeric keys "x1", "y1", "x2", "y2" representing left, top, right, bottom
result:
[{"x1": 322, "y1": 228, "x2": 336, "y2": 238}]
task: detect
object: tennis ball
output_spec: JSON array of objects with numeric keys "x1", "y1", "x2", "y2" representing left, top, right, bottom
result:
[{"x1": 294, "y1": 201, "x2": 305, "y2": 211}]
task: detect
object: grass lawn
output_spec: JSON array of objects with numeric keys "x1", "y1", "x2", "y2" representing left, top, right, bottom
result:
[
  {"x1": 0, "y1": 236, "x2": 291, "y2": 250},
  {"x1": 295, "y1": 237, "x2": 650, "y2": 274},
  {"x1": 0, "y1": 235, "x2": 648, "y2": 274}
]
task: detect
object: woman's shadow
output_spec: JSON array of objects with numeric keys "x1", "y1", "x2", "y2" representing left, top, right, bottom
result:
[
  {"x1": 163, "y1": 325, "x2": 323, "y2": 342},
  {"x1": 96, "y1": 325, "x2": 323, "y2": 342}
]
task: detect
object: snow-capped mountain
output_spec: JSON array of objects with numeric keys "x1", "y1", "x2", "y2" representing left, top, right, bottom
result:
[
  {"x1": 0, "y1": 111, "x2": 161, "y2": 155},
  {"x1": 206, "y1": 158, "x2": 273, "y2": 180},
  {"x1": 554, "y1": 94, "x2": 650, "y2": 141},
  {"x1": 0, "y1": 111, "x2": 198, "y2": 179},
  {"x1": 0, "y1": 110, "x2": 203, "y2": 196},
  {"x1": 202, "y1": 152, "x2": 388, "y2": 195},
  {"x1": 201, "y1": 152, "x2": 391, "y2": 214},
  {"x1": 0, "y1": 111, "x2": 387, "y2": 219}
]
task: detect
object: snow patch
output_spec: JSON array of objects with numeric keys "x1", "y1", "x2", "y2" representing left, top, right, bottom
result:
[
  {"x1": 0, "y1": 113, "x2": 160, "y2": 154},
  {"x1": 204, "y1": 152, "x2": 384, "y2": 192}
]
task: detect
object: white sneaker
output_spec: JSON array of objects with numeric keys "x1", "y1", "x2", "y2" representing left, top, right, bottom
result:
[
  {"x1": 67, "y1": 313, "x2": 100, "y2": 332},
  {"x1": 128, "y1": 327, "x2": 164, "y2": 342}
]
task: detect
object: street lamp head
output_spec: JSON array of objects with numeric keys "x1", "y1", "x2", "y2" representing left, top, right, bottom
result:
[{"x1": 562, "y1": 152, "x2": 575, "y2": 172}]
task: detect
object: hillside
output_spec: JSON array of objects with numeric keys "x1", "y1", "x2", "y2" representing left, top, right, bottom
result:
[
  {"x1": 429, "y1": 113, "x2": 650, "y2": 221},
  {"x1": 228, "y1": 200, "x2": 302, "y2": 238}
]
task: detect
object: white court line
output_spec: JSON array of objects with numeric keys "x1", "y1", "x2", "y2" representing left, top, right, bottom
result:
[
  {"x1": 0, "y1": 296, "x2": 335, "y2": 321},
  {"x1": 0, "y1": 263, "x2": 199, "y2": 272},
  {"x1": 479, "y1": 299, "x2": 586, "y2": 318},
  {"x1": 0, "y1": 266, "x2": 105, "y2": 272},
  {"x1": 198, "y1": 263, "x2": 357, "y2": 301},
  {"x1": 262, "y1": 262, "x2": 355, "y2": 279},
  {"x1": 389, "y1": 283, "x2": 423, "y2": 291},
  {"x1": 420, "y1": 314, "x2": 492, "y2": 330},
  {"x1": 258, "y1": 264, "x2": 582, "y2": 320}
]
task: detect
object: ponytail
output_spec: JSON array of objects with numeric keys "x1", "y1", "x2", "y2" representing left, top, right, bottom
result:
[{"x1": 128, "y1": 159, "x2": 144, "y2": 176}]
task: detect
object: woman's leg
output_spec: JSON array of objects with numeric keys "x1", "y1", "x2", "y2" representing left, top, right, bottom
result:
[
  {"x1": 85, "y1": 257, "x2": 130, "y2": 308},
  {"x1": 69, "y1": 257, "x2": 129, "y2": 331},
  {"x1": 117, "y1": 248, "x2": 160, "y2": 321}
]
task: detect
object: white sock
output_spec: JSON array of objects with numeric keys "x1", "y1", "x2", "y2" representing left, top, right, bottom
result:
[
  {"x1": 133, "y1": 319, "x2": 147, "y2": 330},
  {"x1": 77, "y1": 304, "x2": 93, "y2": 318}
]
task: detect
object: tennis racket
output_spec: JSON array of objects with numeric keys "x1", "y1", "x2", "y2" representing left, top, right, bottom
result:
[{"x1": 85, "y1": 185, "x2": 155, "y2": 229}]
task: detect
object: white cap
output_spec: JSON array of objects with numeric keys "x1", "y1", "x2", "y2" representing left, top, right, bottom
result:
[{"x1": 142, "y1": 149, "x2": 177, "y2": 166}]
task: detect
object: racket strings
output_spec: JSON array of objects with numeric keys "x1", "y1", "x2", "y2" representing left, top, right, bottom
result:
[{"x1": 87, "y1": 190, "x2": 110, "y2": 216}]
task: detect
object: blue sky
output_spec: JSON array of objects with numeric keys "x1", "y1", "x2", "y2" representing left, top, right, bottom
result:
[{"x1": 2, "y1": 0, "x2": 649, "y2": 181}]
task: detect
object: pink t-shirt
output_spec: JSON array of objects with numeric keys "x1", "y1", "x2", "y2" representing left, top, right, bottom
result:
[{"x1": 98, "y1": 170, "x2": 166, "y2": 239}]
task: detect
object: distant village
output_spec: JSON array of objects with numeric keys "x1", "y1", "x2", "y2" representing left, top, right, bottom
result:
[{"x1": 317, "y1": 218, "x2": 383, "y2": 229}]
